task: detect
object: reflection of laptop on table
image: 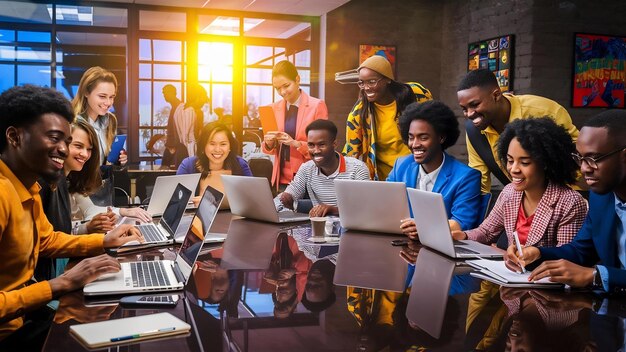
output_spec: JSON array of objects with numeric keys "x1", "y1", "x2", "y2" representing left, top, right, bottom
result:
[
  {"x1": 146, "y1": 174, "x2": 201, "y2": 217},
  {"x1": 132, "y1": 183, "x2": 192, "y2": 246},
  {"x1": 221, "y1": 175, "x2": 309, "y2": 223},
  {"x1": 333, "y1": 232, "x2": 408, "y2": 292},
  {"x1": 84, "y1": 185, "x2": 224, "y2": 296},
  {"x1": 335, "y1": 179, "x2": 410, "y2": 234},
  {"x1": 219, "y1": 219, "x2": 281, "y2": 270},
  {"x1": 407, "y1": 188, "x2": 503, "y2": 258},
  {"x1": 406, "y1": 249, "x2": 456, "y2": 339}
]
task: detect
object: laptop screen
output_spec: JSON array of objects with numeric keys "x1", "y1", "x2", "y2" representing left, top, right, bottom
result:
[
  {"x1": 160, "y1": 183, "x2": 193, "y2": 235},
  {"x1": 178, "y1": 185, "x2": 224, "y2": 270}
]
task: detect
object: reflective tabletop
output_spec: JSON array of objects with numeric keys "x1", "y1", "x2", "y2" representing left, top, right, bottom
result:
[{"x1": 43, "y1": 212, "x2": 626, "y2": 351}]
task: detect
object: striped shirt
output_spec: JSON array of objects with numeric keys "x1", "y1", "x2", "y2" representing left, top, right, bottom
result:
[{"x1": 276, "y1": 152, "x2": 370, "y2": 208}]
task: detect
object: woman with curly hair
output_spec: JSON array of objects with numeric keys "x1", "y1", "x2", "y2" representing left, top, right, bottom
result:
[
  {"x1": 452, "y1": 117, "x2": 587, "y2": 248},
  {"x1": 177, "y1": 121, "x2": 252, "y2": 209},
  {"x1": 343, "y1": 55, "x2": 432, "y2": 181}
]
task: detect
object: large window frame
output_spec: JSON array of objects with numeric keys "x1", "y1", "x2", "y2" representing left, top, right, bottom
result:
[{"x1": 0, "y1": 1, "x2": 320, "y2": 162}]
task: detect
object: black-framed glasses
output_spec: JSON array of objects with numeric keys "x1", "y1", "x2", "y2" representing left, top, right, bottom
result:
[
  {"x1": 356, "y1": 78, "x2": 383, "y2": 89},
  {"x1": 571, "y1": 145, "x2": 626, "y2": 169}
]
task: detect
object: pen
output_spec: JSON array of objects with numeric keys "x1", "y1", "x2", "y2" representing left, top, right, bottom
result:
[
  {"x1": 513, "y1": 231, "x2": 526, "y2": 274},
  {"x1": 110, "y1": 327, "x2": 176, "y2": 342}
]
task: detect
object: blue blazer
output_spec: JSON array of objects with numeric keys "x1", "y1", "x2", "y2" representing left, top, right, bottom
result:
[
  {"x1": 386, "y1": 153, "x2": 482, "y2": 230},
  {"x1": 539, "y1": 192, "x2": 626, "y2": 293}
]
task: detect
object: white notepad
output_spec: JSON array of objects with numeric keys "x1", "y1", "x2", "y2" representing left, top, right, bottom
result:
[
  {"x1": 70, "y1": 312, "x2": 191, "y2": 348},
  {"x1": 467, "y1": 259, "x2": 563, "y2": 288}
]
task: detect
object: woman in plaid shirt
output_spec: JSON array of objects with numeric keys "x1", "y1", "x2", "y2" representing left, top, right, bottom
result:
[{"x1": 453, "y1": 117, "x2": 587, "y2": 248}]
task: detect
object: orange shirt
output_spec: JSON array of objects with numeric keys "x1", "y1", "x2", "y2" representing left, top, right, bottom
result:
[{"x1": 0, "y1": 159, "x2": 104, "y2": 340}]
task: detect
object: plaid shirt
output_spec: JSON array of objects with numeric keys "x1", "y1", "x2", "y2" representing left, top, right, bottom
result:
[{"x1": 466, "y1": 182, "x2": 587, "y2": 247}]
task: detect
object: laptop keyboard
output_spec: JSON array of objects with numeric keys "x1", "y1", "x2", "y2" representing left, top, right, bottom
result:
[
  {"x1": 278, "y1": 211, "x2": 308, "y2": 220},
  {"x1": 139, "y1": 295, "x2": 175, "y2": 303},
  {"x1": 137, "y1": 224, "x2": 167, "y2": 242},
  {"x1": 129, "y1": 261, "x2": 171, "y2": 288}
]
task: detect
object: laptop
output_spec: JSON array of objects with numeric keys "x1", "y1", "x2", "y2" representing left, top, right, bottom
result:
[
  {"x1": 146, "y1": 173, "x2": 201, "y2": 217},
  {"x1": 407, "y1": 188, "x2": 503, "y2": 258},
  {"x1": 132, "y1": 183, "x2": 192, "y2": 245},
  {"x1": 333, "y1": 231, "x2": 408, "y2": 292},
  {"x1": 405, "y1": 248, "x2": 456, "y2": 339},
  {"x1": 221, "y1": 175, "x2": 309, "y2": 223},
  {"x1": 219, "y1": 219, "x2": 281, "y2": 270},
  {"x1": 83, "y1": 185, "x2": 224, "y2": 296},
  {"x1": 174, "y1": 187, "x2": 227, "y2": 244},
  {"x1": 334, "y1": 179, "x2": 410, "y2": 234}
]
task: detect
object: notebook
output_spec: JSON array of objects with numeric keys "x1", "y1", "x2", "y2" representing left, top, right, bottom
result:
[
  {"x1": 146, "y1": 174, "x2": 202, "y2": 217},
  {"x1": 106, "y1": 134, "x2": 126, "y2": 164},
  {"x1": 70, "y1": 312, "x2": 190, "y2": 348},
  {"x1": 83, "y1": 185, "x2": 223, "y2": 296},
  {"x1": 334, "y1": 179, "x2": 410, "y2": 234},
  {"x1": 221, "y1": 175, "x2": 309, "y2": 223},
  {"x1": 333, "y1": 231, "x2": 408, "y2": 292},
  {"x1": 131, "y1": 183, "x2": 193, "y2": 246},
  {"x1": 258, "y1": 105, "x2": 278, "y2": 135},
  {"x1": 467, "y1": 258, "x2": 563, "y2": 288},
  {"x1": 407, "y1": 188, "x2": 503, "y2": 258},
  {"x1": 405, "y1": 249, "x2": 457, "y2": 338}
]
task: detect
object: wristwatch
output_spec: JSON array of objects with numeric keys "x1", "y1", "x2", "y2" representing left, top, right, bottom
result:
[{"x1": 591, "y1": 265, "x2": 603, "y2": 290}]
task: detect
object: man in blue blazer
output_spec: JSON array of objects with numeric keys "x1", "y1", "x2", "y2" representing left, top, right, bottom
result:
[
  {"x1": 509, "y1": 110, "x2": 626, "y2": 292},
  {"x1": 387, "y1": 100, "x2": 481, "y2": 240}
]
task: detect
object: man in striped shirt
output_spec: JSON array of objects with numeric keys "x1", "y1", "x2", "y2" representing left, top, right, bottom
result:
[{"x1": 275, "y1": 120, "x2": 370, "y2": 217}]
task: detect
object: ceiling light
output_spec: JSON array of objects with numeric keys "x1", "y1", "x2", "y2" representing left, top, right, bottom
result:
[{"x1": 47, "y1": 5, "x2": 93, "y2": 25}]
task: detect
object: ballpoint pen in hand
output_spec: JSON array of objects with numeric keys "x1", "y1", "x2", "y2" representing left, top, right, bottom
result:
[{"x1": 513, "y1": 231, "x2": 527, "y2": 274}]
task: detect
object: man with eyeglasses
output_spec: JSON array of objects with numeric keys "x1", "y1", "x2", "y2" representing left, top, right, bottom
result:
[
  {"x1": 507, "y1": 110, "x2": 626, "y2": 292},
  {"x1": 457, "y1": 69, "x2": 579, "y2": 193}
]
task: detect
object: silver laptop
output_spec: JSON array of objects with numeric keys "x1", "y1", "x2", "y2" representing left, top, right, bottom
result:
[
  {"x1": 132, "y1": 183, "x2": 192, "y2": 245},
  {"x1": 146, "y1": 173, "x2": 201, "y2": 216},
  {"x1": 405, "y1": 249, "x2": 456, "y2": 339},
  {"x1": 219, "y1": 219, "x2": 281, "y2": 270},
  {"x1": 335, "y1": 179, "x2": 410, "y2": 234},
  {"x1": 221, "y1": 175, "x2": 309, "y2": 223},
  {"x1": 407, "y1": 188, "x2": 503, "y2": 258},
  {"x1": 83, "y1": 185, "x2": 224, "y2": 296},
  {"x1": 333, "y1": 231, "x2": 408, "y2": 292},
  {"x1": 174, "y1": 186, "x2": 227, "y2": 244}
]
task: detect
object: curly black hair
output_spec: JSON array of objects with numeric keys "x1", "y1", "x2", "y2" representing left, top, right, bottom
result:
[
  {"x1": 0, "y1": 85, "x2": 74, "y2": 152},
  {"x1": 496, "y1": 117, "x2": 578, "y2": 186},
  {"x1": 398, "y1": 100, "x2": 460, "y2": 150}
]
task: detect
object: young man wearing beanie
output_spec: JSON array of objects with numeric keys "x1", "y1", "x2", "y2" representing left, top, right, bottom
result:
[{"x1": 342, "y1": 55, "x2": 433, "y2": 181}]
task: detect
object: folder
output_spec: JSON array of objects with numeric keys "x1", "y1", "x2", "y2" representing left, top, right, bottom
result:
[{"x1": 258, "y1": 106, "x2": 278, "y2": 135}]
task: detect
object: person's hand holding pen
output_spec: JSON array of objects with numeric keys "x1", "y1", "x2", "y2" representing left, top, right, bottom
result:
[
  {"x1": 505, "y1": 239, "x2": 541, "y2": 274},
  {"x1": 399, "y1": 218, "x2": 419, "y2": 241}
]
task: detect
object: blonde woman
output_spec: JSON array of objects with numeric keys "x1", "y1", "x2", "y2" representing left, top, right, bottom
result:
[{"x1": 72, "y1": 66, "x2": 126, "y2": 165}]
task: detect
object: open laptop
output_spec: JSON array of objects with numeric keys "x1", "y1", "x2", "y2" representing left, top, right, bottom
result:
[
  {"x1": 174, "y1": 186, "x2": 227, "y2": 244},
  {"x1": 405, "y1": 248, "x2": 456, "y2": 339},
  {"x1": 83, "y1": 185, "x2": 224, "y2": 296},
  {"x1": 407, "y1": 188, "x2": 503, "y2": 258},
  {"x1": 131, "y1": 183, "x2": 192, "y2": 245},
  {"x1": 146, "y1": 173, "x2": 201, "y2": 217},
  {"x1": 334, "y1": 179, "x2": 410, "y2": 234},
  {"x1": 333, "y1": 231, "x2": 408, "y2": 292},
  {"x1": 221, "y1": 175, "x2": 309, "y2": 223}
]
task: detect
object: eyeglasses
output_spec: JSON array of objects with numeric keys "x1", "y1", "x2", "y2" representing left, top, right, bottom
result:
[
  {"x1": 571, "y1": 145, "x2": 626, "y2": 169},
  {"x1": 356, "y1": 78, "x2": 383, "y2": 89}
]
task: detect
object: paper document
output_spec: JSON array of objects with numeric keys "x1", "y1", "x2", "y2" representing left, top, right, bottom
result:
[{"x1": 467, "y1": 259, "x2": 561, "y2": 286}]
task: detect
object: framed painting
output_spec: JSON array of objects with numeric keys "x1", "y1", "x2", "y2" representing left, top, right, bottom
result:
[
  {"x1": 468, "y1": 35, "x2": 514, "y2": 92},
  {"x1": 359, "y1": 44, "x2": 397, "y2": 78},
  {"x1": 572, "y1": 33, "x2": 626, "y2": 108}
]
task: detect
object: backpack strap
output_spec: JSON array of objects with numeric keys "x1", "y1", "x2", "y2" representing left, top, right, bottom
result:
[{"x1": 464, "y1": 119, "x2": 510, "y2": 186}]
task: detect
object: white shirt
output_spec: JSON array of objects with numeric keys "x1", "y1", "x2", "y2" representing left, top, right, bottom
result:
[{"x1": 417, "y1": 153, "x2": 445, "y2": 192}]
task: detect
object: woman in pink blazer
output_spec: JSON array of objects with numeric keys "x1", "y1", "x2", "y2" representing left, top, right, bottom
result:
[
  {"x1": 452, "y1": 118, "x2": 587, "y2": 248},
  {"x1": 262, "y1": 60, "x2": 328, "y2": 190}
]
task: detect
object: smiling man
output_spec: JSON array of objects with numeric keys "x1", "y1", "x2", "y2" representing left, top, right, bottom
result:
[
  {"x1": 457, "y1": 69, "x2": 579, "y2": 193},
  {"x1": 508, "y1": 110, "x2": 626, "y2": 292},
  {"x1": 275, "y1": 120, "x2": 369, "y2": 217},
  {"x1": 0, "y1": 85, "x2": 142, "y2": 349},
  {"x1": 386, "y1": 100, "x2": 481, "y2": 240}
]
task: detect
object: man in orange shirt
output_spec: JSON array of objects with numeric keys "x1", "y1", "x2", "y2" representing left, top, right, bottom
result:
[{"x1": 0, "y1": 85, "x2": 142, "y2": 349}]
